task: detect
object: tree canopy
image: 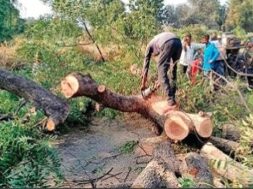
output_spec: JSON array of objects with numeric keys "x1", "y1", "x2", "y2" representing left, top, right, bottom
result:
[{"x1": 0, "y1": 0, "x2": 24, "y2": 42}]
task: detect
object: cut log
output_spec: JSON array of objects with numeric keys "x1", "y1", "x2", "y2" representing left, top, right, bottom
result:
[
  {"x1": 201, "y1": 142, "x2": 253, "y2": 186},
  {"x1": 61, "y1": 73, "x2": 213, "y2": 139},
  {"x1": 164, "y1": 111, "x2": 193, "y2": 141},
  {"x1": 209, "y1": 136, "x2": 240, "y2": 155},
  {"x1": 187, "y1": 113, "x2": 213, "y2": 138},
  {"x1": 222, "y1": 124, "x2": 240, "y2": 142},
  {"x1": 178, "y1": 153, "x2": 213, "y2": 188},
  {"x1": 164, "y1": 111, "x2": 212, "y2": 141},
  {"x1": 0, "y1": 69, "x2": 69, "y2": 130},
  {"x1": 132, "y1": 141, "x2": 179, "y2": 188}
]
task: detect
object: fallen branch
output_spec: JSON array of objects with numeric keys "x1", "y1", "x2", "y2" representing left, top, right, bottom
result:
[
  {"x1": 61, "y1": 73, "x2": 213, "y2": 140},
  {"x1": 0, "y1": 69, "x2": 69, "y2": 131},
  {"x1": 201, "y1": 142, "x2": 253, "y2": 186},
  {"x1": 132, "y1": 141, "x2": 180, "y2": 188},
  {"x1": 209, "y1": 136, "x2": 240, "y2": 156},
  {"x1": 73, "y1": 168, "x2": 113, "y2": 184}
]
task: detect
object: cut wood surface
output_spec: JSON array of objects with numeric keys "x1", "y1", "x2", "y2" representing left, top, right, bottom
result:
[
  {"x1": 201, "y1": 142, "x2": 253, "y2": 186},
  {"x1": 61, "y1": 73, "x2": 213, "y2": 139},
  {"x1": 164, "y1": 111, "x2": 193, "y2": 141},
  {"x1": 0, "y1": 69, "x2": 69, "y2": 130},
  {"x1": 187, "y1": 113, "x2": 213, "y2": 138}
]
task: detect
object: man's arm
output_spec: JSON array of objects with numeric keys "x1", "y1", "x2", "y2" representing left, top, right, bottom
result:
[
  {"x1": 193, "y1": 43, "x2": 205, "y2": 50},
  {"x1": 141, "y1": 45, "x2": 153, "y2": 90}
]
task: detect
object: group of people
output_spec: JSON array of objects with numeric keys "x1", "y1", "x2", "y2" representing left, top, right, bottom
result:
[{"x1": 140, "y1": 31, "x2": 225, "y2": 112}]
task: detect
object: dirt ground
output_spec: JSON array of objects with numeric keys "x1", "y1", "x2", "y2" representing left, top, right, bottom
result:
[{"x1": 56, "y1": 113, "x2": 156, "y2": 188}]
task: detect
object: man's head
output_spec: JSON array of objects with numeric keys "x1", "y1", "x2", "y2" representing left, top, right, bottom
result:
[
  {"x1": 184, "y1": 33, "x2": 192, "y2": 45},
  {"x1": 211, "y1": 32, "x2": 218, "y2": 41},
  {"x1": 202, "y1": 34, "x2": 210, "y2": 44}
]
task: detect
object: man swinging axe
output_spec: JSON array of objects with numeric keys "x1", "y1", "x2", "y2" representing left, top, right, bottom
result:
[{"x1": 141, "y1": 32, "x2": 182, "y2": 113}]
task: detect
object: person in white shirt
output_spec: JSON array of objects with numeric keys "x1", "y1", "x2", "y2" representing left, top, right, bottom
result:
[{"x1": 179, "y1": 33, "x2": 205, "y2": 79}]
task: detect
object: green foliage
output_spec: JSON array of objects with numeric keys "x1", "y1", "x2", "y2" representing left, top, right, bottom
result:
[
  {"x1": 0, "y1": 121, "x2": 62, "y2": 188},
  {"x1": 96, "y1": 108, "x2": 119, "y2": 120},
  {"x1": 178, "y1": 177, "x2": 197, "y2": 188},
  {"x1": 0, "y1": 0, "x2": 24, "y2": 42},
  {"x1": 226, "y1": 0, "x2": 253, "y2": 32},
  {"x1": 66, "y1": 99, "x2": 92, "y2": 127},
  {"x1": 24, "y1": 17, "x2": 82, "y2": 43},
  {"x1": 0, "y1": 88, "x2": 62, "y2": 188},
  {"x1": 171, "y1": 24, "x2": 208, "y2": 42},
  {"x1": 118, "y1": 140, "x2": 138, "y2": 154},
  {"x1": 177, "y1": 76, "x2": 213, "y2": 113}
]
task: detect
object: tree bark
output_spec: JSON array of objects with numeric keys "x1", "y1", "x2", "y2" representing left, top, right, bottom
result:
[
  {"x1": 201, "y1": 142, "x2": 253, "y2": 186},
  {"x1": 0, "y1": 69, "x2": 69, "y2": 131},
  {"x1": 61, "y1": 73, "x2": 213, "y2": 139},
  {"x1": 178, "y1": 153, "x2": 213, "y2": 188},
  {"x1": 135, "y1": 135, "x2": 169, "y2": 156},
  {"x1": 132, "y1": 141, "x2": 179, "y2": 188},
  {"x1": 209, "y1": 136, "x2": 240, "y2": 155}
]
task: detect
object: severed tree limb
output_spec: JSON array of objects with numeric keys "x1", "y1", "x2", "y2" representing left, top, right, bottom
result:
[
  {"x1": 209, "y1": 136, "x2": 240, "y2": 156},
  {"x1": 201, "y1": 142, "x2": 253, "y2": 186},
  {"x1": 61, "y1": 72, "x2": 165, "y2": 135},
  {"x1": 132, "y1": 141, "x2": 180, "y2": 188},
  {"x1": 0, "y1": 69, "x2": 69, "y2": 131},
  {"x1": 61, "y1": 73, "x2": 213, "y2": 138}
]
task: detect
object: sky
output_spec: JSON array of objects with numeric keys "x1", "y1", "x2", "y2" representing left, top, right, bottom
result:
[{"x1": 17, "y1": 0, "x2": 228, "y2": 19}]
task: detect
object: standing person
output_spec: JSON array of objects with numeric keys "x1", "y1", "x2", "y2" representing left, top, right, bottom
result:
[
  {"x1": 191, "y1": 49, "x2": 203, "y2": 85},
  {"x1": 210, "y1": 34, "x2": 226, "y2": 76},
  {"x1": 202, "y1": 34, "x2": 220, "y2": 76},
  {"x1": 179, "y1": 33, "x2": 204, "y2": 79},
  {"x1": 141, "y1": 32, "x2": 182, "y2": 110}
]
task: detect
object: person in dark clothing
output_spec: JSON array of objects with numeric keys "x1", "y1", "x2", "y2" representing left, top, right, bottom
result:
[{"x1": 141, "y1": 32, "x2": 182, "y2": 109}]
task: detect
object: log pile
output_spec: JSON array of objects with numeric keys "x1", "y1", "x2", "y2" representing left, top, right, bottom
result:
[
  {"x1": 2, "y1": 69, "x2": 253, "y2": 187},
  {"x1": 60, "y1": 73, "x2": 253, "y2": 187}
]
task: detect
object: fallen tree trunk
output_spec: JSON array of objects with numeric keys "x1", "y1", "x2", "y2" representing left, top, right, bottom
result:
[
  {"x1": 132, "y1": 141, "x2": 179, "y2": 188},
  {"x1": 61, "y1": 73, "x2": 213, "y2": 139},
  {"x1": 201, "y1": 142, "x2": 253, "y2": 186},
  {"x1": 209, "y1": 136, "x2": 240, "y2": 155},
  {"x1": 134, "y1": 140, "x2": 214, "y2": 188},
  {"x1": 0, "y1": 69, "x2": 69, "y2": 131}
]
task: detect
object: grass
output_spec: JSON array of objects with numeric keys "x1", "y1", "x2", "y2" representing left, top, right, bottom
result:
[
  {"x1": 1, "y1": 27, "x2": 253, "y2": 188},
  {"x1": 118, "y1": 140, "x2": 139, "y2": 154}
]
